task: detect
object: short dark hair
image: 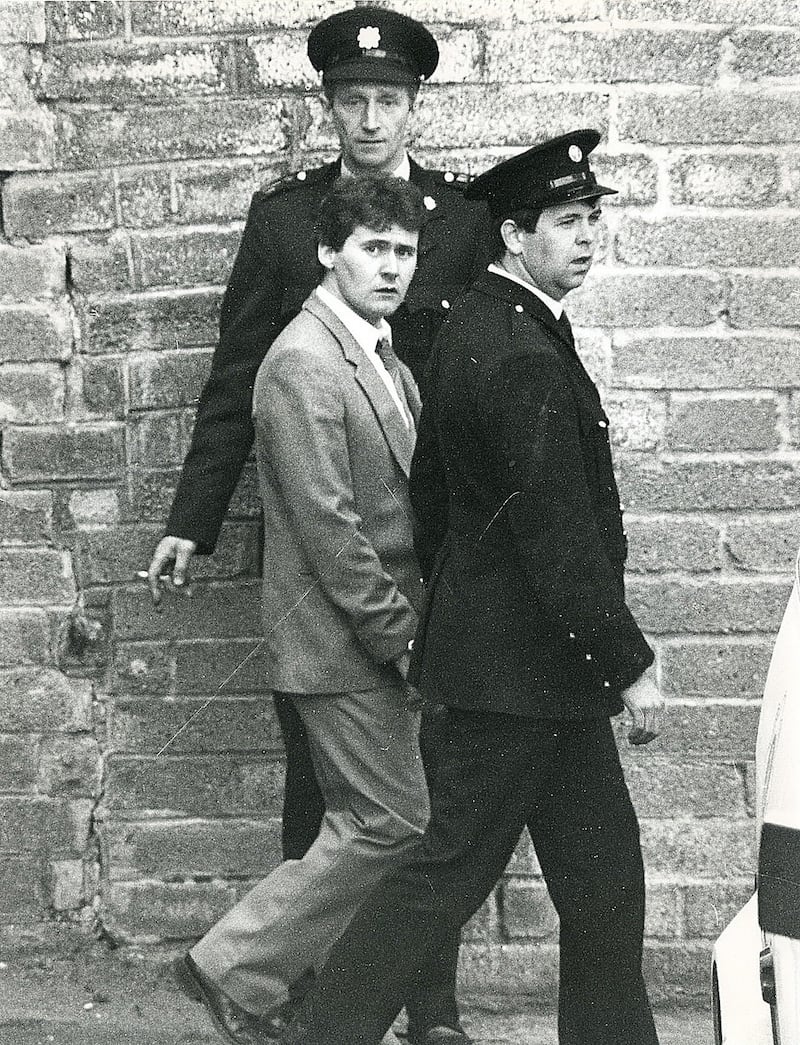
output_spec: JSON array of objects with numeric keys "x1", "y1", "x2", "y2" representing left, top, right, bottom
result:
[
  {"x1": 317, "y1": 175, "x2": 426, "y2": 251},
  {"x1": 490, "y1": 207, "x2": 542, "y2": 262}
]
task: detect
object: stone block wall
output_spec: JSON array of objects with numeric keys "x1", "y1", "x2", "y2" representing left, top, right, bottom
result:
[{"x1": 1, "y1": 0, "x2": 799, "y2": 1004}]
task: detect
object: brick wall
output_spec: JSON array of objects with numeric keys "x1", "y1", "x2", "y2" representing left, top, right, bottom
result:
[{"x1": 1, "y1": 0, "x2": 798, "y2": 1004}]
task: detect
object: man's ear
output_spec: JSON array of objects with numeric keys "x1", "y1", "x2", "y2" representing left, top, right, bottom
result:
[
  {"x1": 318, "y1": 243, "x2": 335, "y2": 269},
  {"x1": 501, "y1": 219, "x2": 522, "y2": 255}
]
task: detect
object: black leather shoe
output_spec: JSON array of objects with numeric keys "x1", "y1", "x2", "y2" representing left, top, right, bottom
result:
[
  {"x1": 174, "y1": 953, "x2": 292, "y2": 1043},
  {"x1": 406, "y1": 1026, "x2": 474, "y2": 1045}
]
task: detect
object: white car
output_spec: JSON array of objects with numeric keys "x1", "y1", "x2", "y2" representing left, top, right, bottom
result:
[{"x1": 712, "y1": 549, "x2": 800, "y2": 1044}]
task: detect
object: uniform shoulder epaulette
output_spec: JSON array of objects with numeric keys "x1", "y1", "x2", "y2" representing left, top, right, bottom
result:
[
  {"x1": 258, "y1": 165, "x2": 333, "y2": 198},
  {"x1": 429, "y1": 169, "x2": 473, "y2": 192}
]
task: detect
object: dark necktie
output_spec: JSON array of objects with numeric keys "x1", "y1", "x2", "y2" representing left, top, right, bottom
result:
[
  {"x1": 376, "y1": 337, "x2": 414, "y2": 429},
  {"x1": 556, "y1": 311, "x2": 574, "y2": 345}
]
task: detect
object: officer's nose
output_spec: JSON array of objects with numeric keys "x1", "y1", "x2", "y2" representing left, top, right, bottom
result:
[
  {"x1": 381, "y1": 251, "x2": 400, "y2": 278},
  {"x1": 362, "y1": 99, "x2": 379, "y2": 130}
]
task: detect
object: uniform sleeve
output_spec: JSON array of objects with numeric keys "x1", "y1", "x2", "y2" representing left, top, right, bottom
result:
[
  {"x1": 165, "y1": 193, "x2": 284, "y2": 553},
  {"x1": 480, "y1": 351, "x2": 654, "y2": 693},
  {"x1": 255, "y1": 348, "x2": 417, "y2": 666}
]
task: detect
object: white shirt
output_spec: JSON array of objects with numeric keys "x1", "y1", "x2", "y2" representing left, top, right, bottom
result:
[
  {"x1": 315, "y1": 284, "x2": 411, "y2": 427},
  {"x1": 340, "y1": 154, "x2": 411, "y2": 182},
  {"x1": 487, "y1": 262, "x2": 564, "y2": 320}
]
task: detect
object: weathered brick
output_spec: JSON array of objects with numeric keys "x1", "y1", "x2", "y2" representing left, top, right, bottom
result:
[
  {"x1": 604, "y1": 391, "x2": 666, "y2": 452},
  {"x1": 68, "y1": 488, "x2": 120, "y2": 527},
  {"x1": 459, "y1": 940, "x2": 560, "y2": 1000},
  {"x1": 0, "y1": 856, "x2": 43, "y2": 922},
  {"x1": 116, "y1": 168, "x2": 173, "y2": 229},
  {"x1": 484, "y1": 28, "x2": 722, "y2": 84},
  {"x1": 610, "y1": 0, "x2": 800, "y2": 22},
  {"x1": 128, "y1": 350, "x2": 211, "y2": 409},
  {"x1": 0, "y1": 363, "x2": 65, "y2": 423},
  {"x1": 729, "y1": 275, "x2": 800, "y2": 329},
  {"x1": 641, "y1": 940, "x2": 719, "y2": 1004},
  {"x1": 626, "y1": 763, "x2": 748, "y2": 819},
  {"x1": 683, "y1": 879, "x2": 755, "y2": 938},
  {"x1": 640, "y1": 819, "x2": 754, "y2": 877},
  {"x1": 124, "y1": 468, "x2": 180, "y2": 523},
  {"x1": 174, "y1": 635, "x2": 273, "y2": 695},
  {"x1": 102, "y1": 818, "x2": 282, "y2": 880},
  {"x1": 79, "y1": 290, "x2": 221, "y2": 355},
  {"x1": 131, "y1": 1, "x2": 367, "y2": 36},
  {"x1": 55, "y1": 100, "x2": 286, "y2": 168},
  {"x1": 0, "y1": 668, "x2": 91, "y2": 732},
  {"x1": 0, "y1": 490, "x2": 53, "y2": 543},
  {"x1": 0, "y1": 610, "x2": 51, "y2": 667},
  {"x1": 592, "y1": 153, "x2": 658, "y2": 206},
  {"x1": 109, "y1": 697, "x2": 280, "y2": 755},
  {"x1": 668, "y1": 151, "x2": 782, "y2": 208},
  {"x1": 174, "y1": 161, "x2": 277, "y2": 224},
  {"x1": 0, "y1": 2, "x2": 46, "y2": 43},
  {"x1": 111, "y1": 642, "x2": 172, "y2": 698},
  {"x1": 0, "y1": 549, "x2": 75, "y2": 607},
  {"x1": 500, "y1": 880, "x2": 558, "y2": 941},
  {"x1": 625, "y1": 515, "x2": 721, "y2": 573},
  {"x1": 661, "y1": 646, "x2": 773, "y2": 705},
  {"x1": 126, "y1": 413, "x2": 185, "y2": 468},
  {"x1": 133, "y1": 229, "x2": 240, "y2": 289},
  {"x1": 667, "y1": 394, "x2": 780, "y2": 452},
  {"x1": 617, "y1": 456, "x2": 800, "y2": 512},
  {"x1": 0, "y1": 736, "x2": 37, "y2": 791},
  {"x1": 0, "y1": 108, "x2": 55, "y2": 170},
  {"x1": 103, "y1": 755, "x2": 283, "y2": 817},
  {"x1": 644, "y1": 880, "x2": 683, "y2": 939},
  {"x1": 3, "y1": 424, "x2": 125, "y2": 482},
  {"x1": 618, "y1": 89, "x2": 800, "y2": 145},
  {"x1": 45, "y1": 1, "x2": 124, "y2": 41},
  {"x1": 725, "y1": 515, "x2": 800, "y2": 572},
  {"x1": 101, "y1": 879, "x2": 237, "y2": 942},
  {"x1": 0, "y1": 244, "x2": 66, "y2": 302},
  {"x1": 112, "y1": 582, "x2": 261, "y2": 641},
  {"x1": 69, "y1": 234, "x2": 133, "y2": 293},
  {"x1": 627, "y1": 576, "x2": 791, "y2": 634},
  {"x1": 0, "y1": 796, "x2": 90, "y2": 856},
  {"x1": 244, "y1": 30, "x2": 327, "y2": 89},
  {"x1": 616, "y1": 214, "x2": 800, "y2": 268},
  {"x1": 2, "y1": 171, "x2": 116, "y2": 239},
  {"x1": 568, "y1": 272, "x2": 724, "y2": 328},
  {"x1": 731, "y1": 29, "x2": 800, "y2": 79},
  {"x1": 47, "y1": 858, "x2": 85, "y2": 911},
  {"x1": 77, "y1": 356, "x2": 126, "y2": 419},
  {"x1": 35, "y1": 41, "x2": 233, "y2": 103},
  {"x1": 0, "y1": 304, "x2": 73, "y2": 363},
  {"x1": 38, "y1": 736, "x2": 101, "y2": 797},
  {"x1": 612, "y1": 335, "x2": 800, "y2": 390}
]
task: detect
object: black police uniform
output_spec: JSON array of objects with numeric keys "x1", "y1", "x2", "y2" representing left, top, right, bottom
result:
[{"x1": 288, "y1": 133, "x2": 661, "y2": 1045}]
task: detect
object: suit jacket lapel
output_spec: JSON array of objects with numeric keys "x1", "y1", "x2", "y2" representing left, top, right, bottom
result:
[{"x1": 302, "y1": 294, "x2": 416, "y2": 475}]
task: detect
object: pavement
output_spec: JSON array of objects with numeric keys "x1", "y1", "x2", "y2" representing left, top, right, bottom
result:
[{"x1": 0, "y1": 947, "x2": 712, "y2": 1045}]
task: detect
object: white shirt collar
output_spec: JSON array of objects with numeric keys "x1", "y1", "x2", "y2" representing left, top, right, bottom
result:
[
  {"x1": 315, "y1": 284, "x2": 392, "y2": 355},
  {"x1": 340, "y1": 154, "x2": 411, "y2": 181},
  {"x1": 487, "y1": 262, "x2": 564, "y2": 320}
]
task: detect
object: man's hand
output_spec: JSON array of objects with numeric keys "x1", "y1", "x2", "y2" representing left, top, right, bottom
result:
[
  {"x1": 144, "y1": 536, "x2": 197, "y2": 606},
  {"x1": 620, "y1": 667, "x2": 664, "y2": 746}
]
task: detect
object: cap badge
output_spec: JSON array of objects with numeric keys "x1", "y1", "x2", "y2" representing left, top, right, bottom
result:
[
  {"x1": 357, "y1": 26, "x2": 381, "y2": 50},
  {"x1": 423, "y1": 195, "x2": 437, "y2": 211},
  {"x1": 568, "y1": 145, "x2": 583, "y2": 163}
]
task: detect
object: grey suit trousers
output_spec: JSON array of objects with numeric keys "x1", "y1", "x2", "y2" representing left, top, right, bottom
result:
[{"x1": 190, "y1": 685, "x2": 429, "y2": 1015}]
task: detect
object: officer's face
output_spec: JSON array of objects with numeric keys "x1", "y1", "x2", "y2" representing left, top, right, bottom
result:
[
  {"x1": 326, "y1": 83, "x2": 415, "y2": 174},
  {"x1": 512, "y1": 199, "x2": 603, "y2": 301},
  {"x1": 318, "y1": 223, "x2": 419, "y2": 325}
]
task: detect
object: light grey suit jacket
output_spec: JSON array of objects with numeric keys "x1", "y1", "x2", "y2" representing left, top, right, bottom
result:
[{"x1": 252, "y1": 292, "x2": 424, "y2": 694}]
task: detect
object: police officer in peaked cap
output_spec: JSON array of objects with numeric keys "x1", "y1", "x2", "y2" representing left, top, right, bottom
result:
[
  {"x1": 284, "y1": 130, "x2": 665, "y2": 1045},
  {"x1": 145, "y1": 6, "x2": 488, "y2": 1045}
]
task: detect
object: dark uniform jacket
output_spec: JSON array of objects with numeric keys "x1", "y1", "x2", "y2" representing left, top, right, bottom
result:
[
  {"x1": 166, "y1": 157, "x2": 489, "y2": 553},
  {"x1": 408, "y1": 270, "x2": 654, "y2": 720}
]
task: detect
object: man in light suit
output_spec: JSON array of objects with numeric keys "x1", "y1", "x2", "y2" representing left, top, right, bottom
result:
[{"x1": 174, "y1": 175, "x2": 432, "y2": 1045}]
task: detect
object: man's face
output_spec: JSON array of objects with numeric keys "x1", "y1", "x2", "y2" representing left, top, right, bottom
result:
[
  {"x1": 319, "y1": 223, "x2": 419, "y2": 325},
  {"x1": 326, "y1": 83, "x2": 414, "y2": 173},
  {"x1": 514, "y1": 198, "x2": 603, "y2": 301}
]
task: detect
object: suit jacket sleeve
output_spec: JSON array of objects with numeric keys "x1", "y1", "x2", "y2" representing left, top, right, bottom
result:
[
  {"x1": 165, "y1": 192, "x2": 284, "y2": 553},
  {"x1": 409, "y1": 403, "x2": 449, "y2": 584},
  {"x1": 479, "y1": 350, "x2": 654, "y2": 693},
  {"x1": 255, "y1": 346, "x2": 417, "y2": 666}
]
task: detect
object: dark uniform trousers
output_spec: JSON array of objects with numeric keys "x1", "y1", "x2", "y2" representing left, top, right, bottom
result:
[{"x1": 300, "y1": 707, "x2": 658, "y2": 1045}]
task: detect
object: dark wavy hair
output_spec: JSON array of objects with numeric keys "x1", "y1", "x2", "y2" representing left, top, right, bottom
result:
[{"x1": 317, "y1": 175, "x2": 426, "y2": 251}]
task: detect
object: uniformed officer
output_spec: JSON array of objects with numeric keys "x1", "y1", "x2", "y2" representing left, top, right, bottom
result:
[
  {"x1": 143, "y1": 7, "x2": 487, "y2": 1045},
  {"x1": 282, "y1": 130, "x2": 666, "y2": 1045}
]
